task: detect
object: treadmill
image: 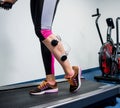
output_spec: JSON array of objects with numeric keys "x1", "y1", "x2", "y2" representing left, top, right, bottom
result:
[{"x1": 0, "y1": 78, "x2": 120, "y2": 108}]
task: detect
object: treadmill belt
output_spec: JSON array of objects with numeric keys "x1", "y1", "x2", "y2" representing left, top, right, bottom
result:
[{"x1": 0, "y1": 79, "x2": 106, "y2": 108}]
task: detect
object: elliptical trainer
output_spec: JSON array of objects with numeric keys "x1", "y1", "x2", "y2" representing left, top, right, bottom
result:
[{"x1": 92, "y1": 8, "x2": 120, "y2": 83}]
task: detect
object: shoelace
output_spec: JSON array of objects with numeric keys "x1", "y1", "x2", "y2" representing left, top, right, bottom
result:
[
  {"x1": 68, "y1": 77, "x2": 78, "y2": 86},
  {"x1": 37, "y1": 81, "x2": 49, "y2": 90}
]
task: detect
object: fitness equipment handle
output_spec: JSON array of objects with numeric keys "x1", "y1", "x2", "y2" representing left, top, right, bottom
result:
[
  {"x1": 92, "y1": 8, "x2": 100, "y2": 17},
  {"x1": 92, "y1": 8, "x2": 103, "y2": 45}
]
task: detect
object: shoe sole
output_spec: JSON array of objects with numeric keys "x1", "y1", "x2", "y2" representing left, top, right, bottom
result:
[
  {"x1": 30, "y1": 88, "x2": 58, "y2": 95},
  {"x1": 72, "y1": 66, "x2": 82, "y2": 93}
]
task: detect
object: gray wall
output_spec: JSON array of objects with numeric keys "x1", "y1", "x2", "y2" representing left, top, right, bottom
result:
[{"x1": 0, "y1": 0, "x2": 119, "y2": 86}]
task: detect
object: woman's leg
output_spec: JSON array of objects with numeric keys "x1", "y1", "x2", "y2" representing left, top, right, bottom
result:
[
  {"x1": 40, "y1": 0, "x2": 74, "y2": 77},
  {"x1": 30, "y1": 0, "x2": 81, "y2": 95},
  {"x1": 40, "y1": 0, "x2": 81, "y2": 93},
  {"x1": 30, "y1": 0, "x2": 56, "y2": 84}
]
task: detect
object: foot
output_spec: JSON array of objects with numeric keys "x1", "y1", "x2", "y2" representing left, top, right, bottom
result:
[
  {"x1": 29, "y1": 80, "x2": 58, "y2": 95},
  {"x1": 67, "y1": 66, "x2": 82, "y2": 93}
]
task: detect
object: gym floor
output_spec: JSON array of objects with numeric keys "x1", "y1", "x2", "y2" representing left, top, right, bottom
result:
[{"x1": 83, "y1": 68, "x2": 120, "y2": 108}]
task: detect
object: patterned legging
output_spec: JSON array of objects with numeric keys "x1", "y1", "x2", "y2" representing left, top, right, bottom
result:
[{"x1": 30, "y1": 0, "x2": 59, "y2": 75}]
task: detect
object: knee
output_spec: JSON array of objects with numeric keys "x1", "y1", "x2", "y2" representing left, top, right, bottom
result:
[
  {"x1": 42, "y1": 34, "x2": 68, "y2": 62},
  {"x1": 35, "y1": 28, "x2": 53, "y2": 41}
]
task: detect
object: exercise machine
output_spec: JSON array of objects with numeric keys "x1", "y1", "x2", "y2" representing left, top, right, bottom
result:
[
  {"x1": 0, "y1": 79, "x2": 119, "y2": 108},
  {"x1": 92, "y1": 8, "x2": 120, "y2": 83}
]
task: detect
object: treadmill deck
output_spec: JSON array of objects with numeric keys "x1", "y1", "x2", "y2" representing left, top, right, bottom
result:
[{"x1": 0, "y1": 79, "x2": 119, "y2": 108}]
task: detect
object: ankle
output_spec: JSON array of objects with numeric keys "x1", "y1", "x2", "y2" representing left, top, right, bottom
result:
[
  {"x1": 64, "y1": 71, "x2": 74, "y2": 79},
  {"x1": 47, "y1": 80, "x2": 56, "y2": 85}
]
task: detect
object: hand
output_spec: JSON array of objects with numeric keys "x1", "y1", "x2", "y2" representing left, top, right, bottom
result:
[
  {"x1": 0, "y1": 0, "x2": 17, "y2": 4},
  {"x1": 0, "y1": 0, "x2": 17, "y2": 10}
]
